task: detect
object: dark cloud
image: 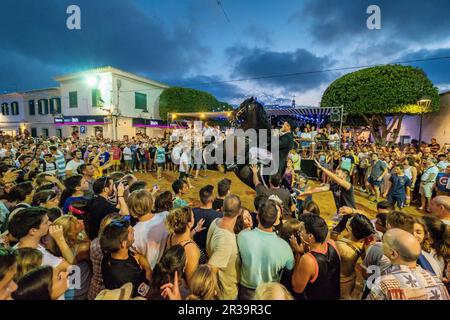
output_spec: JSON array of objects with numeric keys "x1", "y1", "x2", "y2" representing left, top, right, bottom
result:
[
  {"x1": 292, "y1": 0, "x2": 450, "y2": 46},
  {"x1": 227, "y1": 46, "x2": 336, "y2": 92},
  {"x1": 397, "y1": 48, "x2": 450, "y2": 85},
  {"x1": 244, "y1": 26, "x2": 273, "y2": 45},
  {"x1": 0, "y1": 0, "x2": 210, "y2": 91},
  {"x1": 163, "y1": 75, "x2": 246, "y2": 102}
]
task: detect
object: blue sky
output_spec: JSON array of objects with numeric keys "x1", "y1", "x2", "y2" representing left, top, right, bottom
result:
[{"x1": 1, "y1": 0, "x2": 449, "y2": 105}]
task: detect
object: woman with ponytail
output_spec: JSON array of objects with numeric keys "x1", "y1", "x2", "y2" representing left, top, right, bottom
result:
[
  {"x1": 336, "y1": 213, "x2": 375, "y2": 299},
  {"x1": 59, "y1": 175, "x2": 89, "y2": 214},
  {"x1": 164, "y1": 207, "x2": 206, "y2": 285},
  {"x1": 149, "y1": 245, "x2": 189, "y2": 300}
]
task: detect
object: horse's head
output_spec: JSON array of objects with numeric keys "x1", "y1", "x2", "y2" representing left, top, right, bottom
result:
[{"x1": 230, "y1": 97, "x2": 270, "y2": 130}]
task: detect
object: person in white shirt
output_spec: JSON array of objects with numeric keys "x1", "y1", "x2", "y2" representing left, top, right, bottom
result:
[
  {"x1": 65, "y1": 150, "x2": 85, "y2": 176},
  {"x1": 128, "y1": 190, "x2": 169, "y2": 269},
  {"x1": 179, "y1": 146, "x2": 193, "y2": 188},
  {"x1": 123, "y1": 143, "x2": 133, "y2": 171},
  {"x1": 8, "y1": 207, "x2": 70, "y2": 272}
]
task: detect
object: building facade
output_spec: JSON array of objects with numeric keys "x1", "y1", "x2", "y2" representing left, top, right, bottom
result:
[
  {"x1": 394, "y1": 91, "x2": 450, "y2": 145},
  {"x1": 0, "y1": 66, "x2": 170, "y2": 139}
]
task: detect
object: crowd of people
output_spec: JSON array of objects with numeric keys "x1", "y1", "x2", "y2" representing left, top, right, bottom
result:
[{"x1": 0, "y1": 122, "x2": 449, "y2": 301}]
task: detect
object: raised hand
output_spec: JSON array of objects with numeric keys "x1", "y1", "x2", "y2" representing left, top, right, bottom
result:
[
  {"x1": 160, "y1": 271, "x2": 182, "y2": 300},
  {"x1": 194, "y1": 218, "x2": 206, "y2": 234},
  {"x1": 49, "y1": 225, "x2": 65, "y2": 242}
]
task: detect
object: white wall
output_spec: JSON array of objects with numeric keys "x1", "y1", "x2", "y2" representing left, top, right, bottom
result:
[
  {"x1": 113, "y1": 75, "x2": 164, "y2": 119},
  {"x1": 391, "y1": 93, "x2": 450, "y2": 145},
  {"x1": 0, "y1": 93, "x2": 26, "y2": 134},
  {"x1": 24, "y1": 89, "x2": 60, "y2": 136},
  {"x1": 59, "y1": 73, "x2": 113, "y2": 117}
]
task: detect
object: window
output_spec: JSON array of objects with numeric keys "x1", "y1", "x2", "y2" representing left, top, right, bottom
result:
[
  {"x1": 11, "y1": 102, "x2": 19, "y2": 115},
  {"x1": 49, "y1": 98, "x2": 61, "y2": 114},
  {"x1": 1, "y1": 103, "x2": 8, "y2": 116},
  {"x1": 55, "y1": 97, "x2": 62, "y2": 114},
  {"x1": 29, "y1": 100, "x2": 36, "y2": 115},
  {"x1": 38, "y1": 99, "x2": 49, "y2": 115},
  {"x1": 69, "y1": 91, "x2": 78, "y2": 108},
  {"x1": 42, "y1": 128, "x2": 49, "y2": 137},
  {"x1": 49, "y1": 99, "x2": 55, "y2": 114},
  {"x1": 31, "y1": 128, "x2": 37, "y2": 137},
  {"x1": 56, "y1": 128, "x2": 62, "y2": 138},
  {"x1": 135, "y1": 92, "x2": 147, "y2": 111},
  {"x1": 92, "y1": 89, "x2": 102, "y2": 107}
]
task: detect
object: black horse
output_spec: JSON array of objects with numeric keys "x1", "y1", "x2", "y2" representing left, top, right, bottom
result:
[{"x1": 217, "y1": 97, "x2": 275, "y2": 189}]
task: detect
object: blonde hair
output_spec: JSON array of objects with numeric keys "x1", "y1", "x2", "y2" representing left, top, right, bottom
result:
[
  {"x1": 48, "y1": 215, "x2": 79, "y2": 256},
  {"x1": 253, "y1": 283, "x2": 293, "y2": 300},
  {"x1": 186, "y1": 265, "x2": 218, "y2": 300},
  {"x1": 99, "y1": 213, "x2": 122, "y2": 237},
  {"x1": 127, "y1": 189, "x2": 154, "y2": 218},
  {"x1": 165, "y1": 207, "x2": 193, "y2": 234},
  {"x1": 15, "y1": 248, "x2": 43, "y2": 281}
]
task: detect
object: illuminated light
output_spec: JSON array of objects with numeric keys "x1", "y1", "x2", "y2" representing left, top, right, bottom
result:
[
  {"x1": 200, "y1": 113, "x2": 205, "y2": 119},
  {"x1": 171, "y1": 114, "x2": 177, "y2": 119},
  {"x1": 87, "y1": 76, "x2": 98, "y2": 87},
  {"x1": 227, "y1": 112, "x2": 231, "y2": 117}
]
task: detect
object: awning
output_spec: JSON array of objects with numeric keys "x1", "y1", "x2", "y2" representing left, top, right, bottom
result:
[{"x1": 265, "y1": 106, "x2": 342, "y2": 117}]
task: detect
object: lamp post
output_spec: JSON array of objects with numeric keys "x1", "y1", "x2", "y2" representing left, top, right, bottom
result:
[{"x1": 417, "y1": 97, "x2": 432, "y2": 151}]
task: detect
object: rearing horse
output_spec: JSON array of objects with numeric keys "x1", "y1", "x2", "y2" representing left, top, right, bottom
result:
[{"x1": 218, "y1": 97, "x2": 273, "y2": 189}]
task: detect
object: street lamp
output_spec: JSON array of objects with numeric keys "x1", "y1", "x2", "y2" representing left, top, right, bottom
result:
[{"x1": 417, "y1": 97, "x2": 432, "y2": 150}]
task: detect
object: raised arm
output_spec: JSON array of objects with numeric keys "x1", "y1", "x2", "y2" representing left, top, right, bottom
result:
[
  {"x1": 315, "y1": 159, "x2": 352, "y2": 191},
  {"x1": 250, "y1": 164, "x2": 261, "y2": 187}
]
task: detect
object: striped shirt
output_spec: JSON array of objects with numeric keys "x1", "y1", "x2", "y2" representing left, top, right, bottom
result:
[{"x1": 54, "y1": 150, "x2": 66, "y2": 178}]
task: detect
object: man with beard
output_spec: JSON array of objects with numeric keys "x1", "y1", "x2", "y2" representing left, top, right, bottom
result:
[
  {"x1": 86, "y1": 177, "x2": 129, "y2": 240},
  {"x1": 100, "y1": 219, "x2": 152, "y2": 299},
  {"x1": 65, "y1": 150, "x2": 85, "y2": 177}
]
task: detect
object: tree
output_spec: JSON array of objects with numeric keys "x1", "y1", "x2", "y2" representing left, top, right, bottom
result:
[
  {"x1": 321, "y1": 65, "x2": 440, "y2": 145},
  {"x1": 159, "y1": 87, "x2": 232, "y2": 120}
]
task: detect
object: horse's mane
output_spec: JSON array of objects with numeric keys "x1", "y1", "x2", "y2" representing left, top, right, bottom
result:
[{"x1": 239, "y1": 97, "x2": 271, "y2": 131}]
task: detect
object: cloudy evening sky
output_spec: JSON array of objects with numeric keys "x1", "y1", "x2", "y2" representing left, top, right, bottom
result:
[{"x1": 1, "y1": 0, "x2": 450, "y2": 106}]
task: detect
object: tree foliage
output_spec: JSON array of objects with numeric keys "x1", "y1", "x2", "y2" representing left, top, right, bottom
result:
[
  {"x1": 320, "y1": 65, "x2": 440, "y2": 146},
  {"x1": 159, "y1": 87, "x2": 233, "y2": 120},
  {"x1": 321, "y1": 64, "x2": 440, "y2": 115}
]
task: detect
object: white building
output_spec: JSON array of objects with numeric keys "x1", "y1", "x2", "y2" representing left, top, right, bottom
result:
[
  {"x1": 0, "y1": 92, "x2": 26, "y2": 136},
  {"x1": 24, "y1": 88, "x2": 62, "y2": 138},
  {"x1": 394, "y1": 91, "x2": 450, "y2": 145},
  {"x1": 54, "y1": 66, "x2": 169, "y2": 139},
  {"x1": 0, "y1": 66, "x2": 170, "y2": 139}
]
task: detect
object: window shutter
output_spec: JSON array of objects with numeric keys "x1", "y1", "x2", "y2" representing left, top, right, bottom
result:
[
  {"x1": 29, "y1": 100, "x2": 35, "y2": 115},
  {"x1": 135, "y1": 92, "x2": 147, "y2": 111},
  {"x1": 49, "y1": 99, "x2": 55, "y2": 114},
  {"x1": 92, "y1": 89, "x2": 101, "y2": 107},
  {"x1": 38, "y1": 100, "x2": 43, "y2": 114},
  {"x1": 11, "y1": 102, "x2": 19, "y2": 115},
  {"x1": 44, "y1": 99, "x2": 49, "y2": 114},
  {"x1": 56, "y1": 98, "x2": 61, "y2": 113},
  {"x1": 69, "y1": 92, "x2": 78, "y2": 108}
]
